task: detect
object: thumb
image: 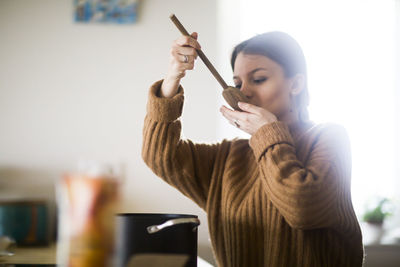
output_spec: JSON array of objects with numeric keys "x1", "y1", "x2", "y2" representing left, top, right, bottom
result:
[{"x1": 191, "y1": 32, "x2": 198, "y2": 40}]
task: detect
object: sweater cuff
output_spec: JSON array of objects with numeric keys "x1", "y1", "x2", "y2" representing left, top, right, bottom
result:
[
  {"x1": 146, "y1": 79, "x2": 184, "y2": 122},
  {"x1": 249, "y1": 121, "x2": 295, "y2": 160}
]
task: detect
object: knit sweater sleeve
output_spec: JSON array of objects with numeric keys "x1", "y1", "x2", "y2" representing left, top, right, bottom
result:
[
  {"x1": 141, "y1": 79, "x2": 230, "y2": 210},
  {"x1": 249, "y1": 121, "x2": 353, "y2": 230}
]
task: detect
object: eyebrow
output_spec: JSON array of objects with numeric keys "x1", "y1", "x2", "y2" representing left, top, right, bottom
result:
[{"x1": 233, "y1": 68, "x2": 268, "y2": 80}]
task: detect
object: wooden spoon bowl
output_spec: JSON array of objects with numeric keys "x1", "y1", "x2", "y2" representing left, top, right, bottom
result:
[{"x1": 222, "y1": 87, "x2": 249, "y2": 111}]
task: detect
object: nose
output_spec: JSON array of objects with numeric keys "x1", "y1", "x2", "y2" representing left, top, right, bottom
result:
[{"x1": 239, "y1": 82, "x2": 252, "y2": 98}]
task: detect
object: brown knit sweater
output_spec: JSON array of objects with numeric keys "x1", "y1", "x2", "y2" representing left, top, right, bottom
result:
[{"x1": 142, "y1": 79, "x2": 364, "y2": 267}]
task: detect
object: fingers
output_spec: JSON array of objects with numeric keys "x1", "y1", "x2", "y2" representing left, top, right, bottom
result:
[
  {"x1": 166, "y1": 32, "x2": 200, "y2": 81},
  {"x1": 237, "y1": 102, "x2": 262, "y2": 115},
  {"x1": 220, "y1": 105, "x2": 247, "y2": 124},
  {"x1": 191, "y1": 32, "x2": 198, "y2": 40},
  {"x1": 172, "y1": 35, "x2": 199, "y2": 62},
  {"x1": 174, "y1": 54, "x2": 196, "y2": 65},
  {"x1": 238, "y1": 102, "x2": 278, "y2": 123},
  {"x1": 172, "y1": 45, "x2": 198, "y2": 60},
  {"x1": 170, "y1": 53, "x2": 195, "y2": 69},
  {"x1": 175, "y1": 34, "x2": 201, "y2": 49}
]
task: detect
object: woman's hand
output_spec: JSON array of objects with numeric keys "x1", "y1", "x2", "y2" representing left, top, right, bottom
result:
[
  {"x1": 220, "y1": 102, "x2": 278, "y2": 135},
  {"x1": 160, "y1": 32, "x2": 201, "y2": 98}
]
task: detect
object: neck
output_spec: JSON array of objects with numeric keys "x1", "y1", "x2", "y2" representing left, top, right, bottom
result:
[
  {"x1": 277, "y1": 108, "x2": 309, "y2": 138},
  {"x1": 277, "y1": 108, "x2": 301, "y2": 127}
]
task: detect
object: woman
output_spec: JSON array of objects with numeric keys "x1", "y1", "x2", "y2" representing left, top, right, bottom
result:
[{"x1": 142, "y1": 31, "x2": 364, "y2": 267}]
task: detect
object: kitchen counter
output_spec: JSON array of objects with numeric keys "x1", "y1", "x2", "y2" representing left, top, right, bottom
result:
[
  {"x1": 0, "y1": 244, "x2": 214, "y2": 267},
  {"x1": 364, "y1": 244, "x2": 400, "y2": 267},
  {"x1": 2, "y1": 243, "x2": 399, "y2": 266},
  {"x1": 0, "y1": 244, "x2": 56, "y2": 265}
]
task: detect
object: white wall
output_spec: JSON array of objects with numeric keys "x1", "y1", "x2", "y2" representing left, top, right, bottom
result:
[{"x1": 0, "y1": 0, "x2": 221, "y2": 264}]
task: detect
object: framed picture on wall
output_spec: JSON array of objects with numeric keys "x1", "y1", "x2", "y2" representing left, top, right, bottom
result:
[{"x1": 74, "y1": 0, "x2": 139, "y2": 24}]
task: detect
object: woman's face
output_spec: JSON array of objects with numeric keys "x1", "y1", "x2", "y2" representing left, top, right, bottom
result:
[{"x1": 233, "y1": 52, "x2": 293, "y2": 118}]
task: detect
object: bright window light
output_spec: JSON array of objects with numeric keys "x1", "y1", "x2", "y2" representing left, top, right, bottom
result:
[{"x1": 219, "y1": 0, "x2": 397, "y2": 215}]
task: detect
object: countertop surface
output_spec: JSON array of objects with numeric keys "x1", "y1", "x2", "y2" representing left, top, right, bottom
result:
[{"x1": 0, "y1": 244, "x2": 214, "y2": 267}]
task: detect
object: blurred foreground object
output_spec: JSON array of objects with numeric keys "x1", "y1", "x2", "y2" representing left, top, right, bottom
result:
[{"x1": 56, "y1": 160, "x2": 120, "y2": 267}]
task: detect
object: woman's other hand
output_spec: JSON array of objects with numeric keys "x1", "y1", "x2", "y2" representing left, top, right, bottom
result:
[
  {"x1": 160, "y1": 32, "x2": 201, "y2": 98},
  {"x1": 220, "y1": 102, "x2": 278, "y2": 135}
]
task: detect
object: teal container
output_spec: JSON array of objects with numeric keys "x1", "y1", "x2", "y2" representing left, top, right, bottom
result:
[{"x1": 0, "y1": 200, "x2": 48, "y2": 245}]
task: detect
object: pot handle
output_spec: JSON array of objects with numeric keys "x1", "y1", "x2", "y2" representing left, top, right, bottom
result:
[{"x1": 147, "y1": 217, "x2": 200, "y2": 234}]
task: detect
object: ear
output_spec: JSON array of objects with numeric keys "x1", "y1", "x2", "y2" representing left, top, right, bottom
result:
[{"x1": 289, "y1": 74, "x2": 305, "y2": 96}]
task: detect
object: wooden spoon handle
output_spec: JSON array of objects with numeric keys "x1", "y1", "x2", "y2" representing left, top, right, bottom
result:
[{"x1": 169, "y1": 14, "x2": 228, "y2": 90}]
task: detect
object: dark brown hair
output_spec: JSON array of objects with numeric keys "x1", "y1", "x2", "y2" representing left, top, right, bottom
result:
[{"x1": 231, "y1": 31, "x2": 310, "y2": 122}]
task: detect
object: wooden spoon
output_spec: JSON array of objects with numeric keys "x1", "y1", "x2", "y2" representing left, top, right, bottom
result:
[{"x1": 169, "y1": 14, "x2": 249, "y2": 111}]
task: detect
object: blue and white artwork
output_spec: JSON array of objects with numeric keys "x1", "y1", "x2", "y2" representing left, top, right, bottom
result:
[{"x1": 74, "y1": 0, "x2": 138, "y2": 24}]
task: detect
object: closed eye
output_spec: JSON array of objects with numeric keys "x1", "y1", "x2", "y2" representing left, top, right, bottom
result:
[
  {"x1": 234, "y1": 77, "x2": 267, "y2": 88},
  {"x1": 254, "y1": 78, "x2": 267, "y2": 84}
]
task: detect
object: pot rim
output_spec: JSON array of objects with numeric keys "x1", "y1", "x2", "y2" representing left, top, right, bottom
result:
[{"x1": 116, "y1": 213, "x2": 198, "y2": 219}]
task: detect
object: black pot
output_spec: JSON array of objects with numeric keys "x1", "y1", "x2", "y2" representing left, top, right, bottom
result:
[{"x1": 114, "y1": 213, "x2": 200, "y2": 267}]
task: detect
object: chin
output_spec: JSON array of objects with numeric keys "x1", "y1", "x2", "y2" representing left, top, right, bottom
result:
[{"x1": 261, "y1": 104, "x2": 280, "y2": 117}]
